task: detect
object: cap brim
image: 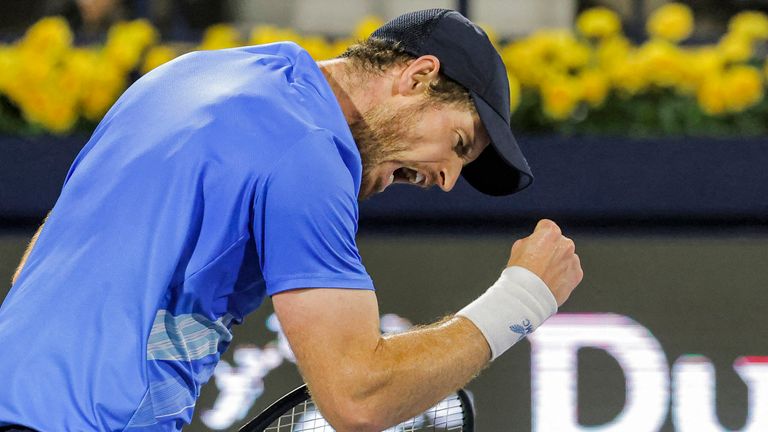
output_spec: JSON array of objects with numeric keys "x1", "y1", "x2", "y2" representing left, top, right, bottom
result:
[{"x1": 461, "y1": 91, "x2": 533, "y2": 196}]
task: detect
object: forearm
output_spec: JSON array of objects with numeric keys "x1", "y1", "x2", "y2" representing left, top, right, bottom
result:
[
  {"x1": 326, "y1": 270, "x2": 556, "y2": 429},
  {"x1": 353, "y1": 315, "x2": 489, "y2": 428},
  {"x1": 11, "y1": 218, "x2": 46, "y2": 285},
  {"x1": 298, "y1": 314, "x2": 489, "y2": 431}
]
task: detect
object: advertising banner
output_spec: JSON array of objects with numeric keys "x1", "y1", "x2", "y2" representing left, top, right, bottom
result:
[
  {"x1": 1, "y1": 231, "x2": 766, "y2": 431},
  {"x1": 189, "y1": 234, "x2": 768, "y2": 432}
]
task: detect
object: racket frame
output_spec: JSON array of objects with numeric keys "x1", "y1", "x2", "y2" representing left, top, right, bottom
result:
[{"x1": 238, "y1": 384, "x2": 475, "y2": 432}]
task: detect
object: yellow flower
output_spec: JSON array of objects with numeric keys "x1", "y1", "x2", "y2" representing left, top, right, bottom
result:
[
  {"x1": 502, "y1": 41, "x2": 543, "y2": 87},
  {"x1": 729, "y1": 11, "x2": 768, "y2": 40},
  {"x1": 11, "y1": 88, "x2": 39, "y2": 123},
  {"x1": 637, "y1": 39, "x2": 686, "y2": 89},
  {"x1": 81, "y1": 59, "x2": 126, "y2": 121},
  {"x1": 105, "y1": 20, "x2": 159, "y2": 72},
  {"x1": 58, "y1": 48, "x2": 97, "y2": 100},
  {"x1": 301, "y1": 36, "x2": 331, "y2": 60},
  {"x1": 578, "y1": 69, "x2": 609, "y2": 107},
  {"x1": 250, "y1": 25, "x2": 280, "y2": 45},
  {"x1": 126, "y1": 19, "x2": 159, "y2": 49},
  {"x1": 502, "y1": 30, "x2": 591, "y2": 88},
  {"x1": 0, "y1": 46, "x2": 19, "y2": 92},
  {"x1": 577, "y1": 7, "x2": 622, "y2": 39},
  {"x1": 249, "y1": 25, "x2": 302, "y2": 46},
  {"x1": 199, "y1": 24, "x2": 241, "y2": 50},
  {"x1": 697, "y1": 74, "x2": 726, "y2": 116},
  {"x1": 141, "y1": 45, "x2": 177, "y2": 74},
  {"x1": 104, "y1": 42, "x2": 142, "y2": 73},
  {"x1": 17, "y1": 47, "x2": 57, "y2": 86},
  {"x1": 536, "y1": 30, "x2": 591, "y2": 70},
  {"x1": 605, "y1": 39, "x2": 687, "y2": 92},
  {"x1": 65, "y1": 48, "x2": 98, "y2": 74},
  {"x1": 723, "y1": 65, "x2": 763, "y2": 112},
  {"x1": 508, "y1": 73, "x2": 521, "y2": 113},
  {"x1": 679, "y1": 47, "x2": 725, "y2": 94},
  {"x1": 40, "y1": 93, "x2": 79, "y2": 134},
  {"x1": 560, "y1": 40, "x2": 592, "y2": 71},
  {"x1": 646, "y1": 3, "x2": 694, "y2": 42},
  {"x1": 541, "y1": 76, "x2": 581, "y2": 120},
  {"x1": 608, "y1": 52, "x2": 648, "y2": 95},
  {"x1": 19, "y1": 16, "x2": 73, "y2": 61},
  {"x1": 16, "y1": 85, "x2": 78, "y2": 134},
  {"x1": 718, "y1": 32, "x2": 753, "y2": 62},
  {"x1": 596, "y1": 35, "x2": 631, "y2": 68},
  {"x1": 353, "y1": 16, "x2": 384, "y2": 41},
  {"x1": 106, "y1": 20, "x2": 158, "y2": 50},
  {"x1": 329, "y1": 37, "x2": 355, "y2": 58}
]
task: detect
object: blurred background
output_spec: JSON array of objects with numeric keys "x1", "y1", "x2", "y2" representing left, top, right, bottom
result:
[{"x1": 1, "y1": 1, "x2": 767, "y2": 431}]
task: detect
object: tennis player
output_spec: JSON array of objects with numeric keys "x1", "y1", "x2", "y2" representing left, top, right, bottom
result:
[{"x1": 0, "y1": 9, "x2": 582, "y2": 431}]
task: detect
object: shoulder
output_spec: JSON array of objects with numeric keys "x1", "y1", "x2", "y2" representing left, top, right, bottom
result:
[
  {"x1": 119, "y1": 42, "x2": 314, "y2": 118},
  {"x1": 265, "y1": 129, "x2": 362, "y2": 200},
  {"x1": 149, "y1": 42, "x2": 306, "y2": 79},
  {"x1": 149, "y1": 42, "x2": 316, "y2": 96}
]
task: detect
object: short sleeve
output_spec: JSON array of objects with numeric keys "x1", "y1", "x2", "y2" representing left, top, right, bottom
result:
[{"x1": 253, "y1": 133, "x2": 374, "y2": 296}]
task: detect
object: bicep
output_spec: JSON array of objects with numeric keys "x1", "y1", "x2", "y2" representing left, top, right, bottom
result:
[
  {"x1": 254, "y1": 138, "x2": 372, "y2": 296},
  {"x1": 272, "y1": 288, "x2": 381, "y2": 399}
]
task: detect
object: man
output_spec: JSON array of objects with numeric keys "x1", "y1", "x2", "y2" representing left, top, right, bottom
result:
[{"x1": 0, "y1": 9, "x2": 582, "y2": 431}]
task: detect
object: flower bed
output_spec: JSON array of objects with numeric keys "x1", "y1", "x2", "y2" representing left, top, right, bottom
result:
[{"x1": 1, "y1": 4, "x2": 768, "y2": 136}]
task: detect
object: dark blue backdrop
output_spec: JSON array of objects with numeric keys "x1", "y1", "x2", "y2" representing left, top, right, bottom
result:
[{"x1": 1, "y1": 134, "x2": 766, "y2": 224}]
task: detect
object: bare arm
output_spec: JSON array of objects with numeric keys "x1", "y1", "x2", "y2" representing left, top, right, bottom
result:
[
  {"x1": 11, "y1": 215, "x2": 48, "y2": 285},
  {"x1": 273, "y1": 219, "x2": 581, "y2": 431},
  {"x1": 273, "y1": 288, "x2": 489, "y2": 432}
]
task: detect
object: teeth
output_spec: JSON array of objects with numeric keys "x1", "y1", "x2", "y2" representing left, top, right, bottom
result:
[
  {"x1": 413, "y1": 172, "x2": 425, "y2": 184},
  {"x1": 388, "y1": 174, "x2": 395, "y2": 185}
]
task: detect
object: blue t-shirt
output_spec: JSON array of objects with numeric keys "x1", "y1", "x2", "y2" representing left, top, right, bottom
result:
[{"x1": 0, "y1": 42, "x2": 373, "y2": 430}]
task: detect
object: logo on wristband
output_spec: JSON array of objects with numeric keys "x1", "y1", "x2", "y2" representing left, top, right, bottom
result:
[{"x1": 510, "y1": 319, "x2": 534, "y2": 341}]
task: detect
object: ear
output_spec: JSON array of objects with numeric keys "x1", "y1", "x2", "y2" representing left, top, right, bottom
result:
[{"x1": 396, "y1": 55, "x2": 441, "y2": 96}]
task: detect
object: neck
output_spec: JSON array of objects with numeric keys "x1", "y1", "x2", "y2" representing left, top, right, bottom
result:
[{"x1": 317, "y1": 59, "x2": 381, "y2": 126}]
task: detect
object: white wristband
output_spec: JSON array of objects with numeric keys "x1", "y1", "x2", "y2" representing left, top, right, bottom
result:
[{"x1": 456, "y1": 266, "x2": 558, "y2": 361}]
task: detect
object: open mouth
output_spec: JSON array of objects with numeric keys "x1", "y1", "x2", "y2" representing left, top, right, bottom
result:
[{"x1": 392, "y1": 167, "x2": 426, "y2": 186}]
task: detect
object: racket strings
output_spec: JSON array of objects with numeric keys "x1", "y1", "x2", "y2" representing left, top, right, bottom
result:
[{"x1": 262, "y1": 394, "x2": 467, "y2": 431}]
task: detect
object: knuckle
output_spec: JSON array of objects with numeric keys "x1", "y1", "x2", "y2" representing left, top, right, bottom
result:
[
  {"x1": 575, "y1": 260, "x2": 584, "y2": 274},
  {"x1": 536, "y1": 219, "x2": 559, "y2": 233},
  {"x1": 574, "y1": 261, "x2": 584, "y2": 280},
  {"x1": 549, "y1": 220, "x2": 562, "y2": 234}
]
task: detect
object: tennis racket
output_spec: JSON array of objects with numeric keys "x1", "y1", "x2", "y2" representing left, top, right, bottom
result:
[{"x1": 238, "y1": 384, "x2": 475, "y2": 432}]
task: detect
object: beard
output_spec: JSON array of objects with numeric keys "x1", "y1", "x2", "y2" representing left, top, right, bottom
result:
[{"x1": 350, "y1": 101, "x2": 425, "y2": 200}]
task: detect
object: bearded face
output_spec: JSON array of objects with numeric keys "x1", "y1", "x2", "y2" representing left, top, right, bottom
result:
[
  {"x1": 351, "y1": 101, "x2": 422, "y2": 200},
  {"x1": 349, "y1": 93, "x2": 489, "y2": 201}
]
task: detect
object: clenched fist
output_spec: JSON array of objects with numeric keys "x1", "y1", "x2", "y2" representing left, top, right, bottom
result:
[{"x1": 507, "y1": 219, "x2": 583, "y2": 306}]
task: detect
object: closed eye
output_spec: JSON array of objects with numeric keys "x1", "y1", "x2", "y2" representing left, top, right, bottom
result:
[{"x1": 454, "y1": 135, "x2": 471, "y2": 159}]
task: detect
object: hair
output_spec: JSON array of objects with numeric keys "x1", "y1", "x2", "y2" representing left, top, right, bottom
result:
[{"x1": 340, "y1": 38, "x2": 475, "y2": 112}]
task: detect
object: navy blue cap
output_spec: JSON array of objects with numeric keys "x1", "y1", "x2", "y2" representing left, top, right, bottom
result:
[{"x1": 371, "y1": 9, "x2": 533, "y2": 196}]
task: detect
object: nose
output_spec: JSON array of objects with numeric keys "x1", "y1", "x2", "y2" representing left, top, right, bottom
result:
[{"x1": 437, "y1": 158, "x2": 463, "y2": 192}]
